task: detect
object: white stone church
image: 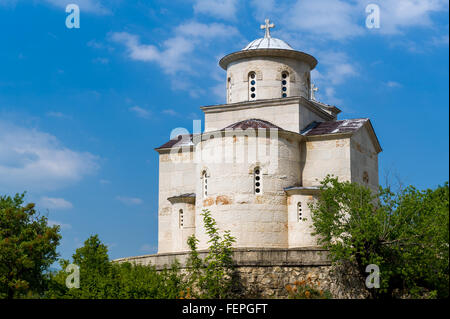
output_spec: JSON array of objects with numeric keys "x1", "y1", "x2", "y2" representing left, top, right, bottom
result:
[{"x1": 154, "y1": 20, "x2": 381, "y2": 255}]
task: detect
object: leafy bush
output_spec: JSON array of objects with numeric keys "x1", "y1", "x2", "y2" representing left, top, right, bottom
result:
[
  {"x1": 309, "y1": 176, "x2": 449, "y2": 298},
  {"x1": 185, "y1": 209, "x2": 236, "y2": 299}
]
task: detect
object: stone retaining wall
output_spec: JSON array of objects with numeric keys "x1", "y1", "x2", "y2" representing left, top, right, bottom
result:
[{"x1": 114, "y1": 247, "x2": 367, "y2": 298}]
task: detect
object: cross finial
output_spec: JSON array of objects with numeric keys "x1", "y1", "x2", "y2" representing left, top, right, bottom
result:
[
  {"x1": 311, "y1": 83, "x2": 319, "y2": 100},
  {"x1": 260, "y1": 19, "x2": 275, "y2": 38}
]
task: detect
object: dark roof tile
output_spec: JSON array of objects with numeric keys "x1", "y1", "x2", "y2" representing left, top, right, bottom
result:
[
  {"x1": 155, "y1": 134, "x2": 193, "y2": 150},
  {"x1": 302, "y1": 118, "x2": 368, "y2": 136}
]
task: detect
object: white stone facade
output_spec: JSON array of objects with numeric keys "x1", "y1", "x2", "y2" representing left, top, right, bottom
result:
[{"x1": 155, "y1": 28, "x2": 382, "y2": 254}]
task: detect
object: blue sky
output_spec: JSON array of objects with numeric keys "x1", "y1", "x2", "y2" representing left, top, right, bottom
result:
[{"x1": 0, "y1": 0, "x2": 448, "y2": 261}]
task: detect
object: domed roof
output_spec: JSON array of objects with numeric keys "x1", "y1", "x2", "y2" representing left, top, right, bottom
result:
[
  {"x1": 219, "y1": 19, "x2": 318, "y2": 70},
  {"x1": 242, "y1": 19, "x2": 293, "y2": 51},
  {"x1": 223, "y1": 119, "x2": 284, "y2": 130},
  {"x1": 242, "y1": 37, "x2": 294, "y2": 51}
]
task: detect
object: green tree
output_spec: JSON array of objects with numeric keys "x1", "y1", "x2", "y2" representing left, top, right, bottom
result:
[
  {"x1": 47, "y1": 234, "x2": 185, "y2": 299},
  {"x1": 309, "y1": 176, "x2": 449, "y2": 298},
  {"x1": 0, "y1": 193, "x2": 61, "y2": 299},
  {"x1": 186, "y1": 209, "x2": 236, "y2": 299}
]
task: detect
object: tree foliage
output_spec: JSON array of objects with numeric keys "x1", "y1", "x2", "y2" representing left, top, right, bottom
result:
[
  {"x1": 46, "y1": 210, "x2": 237, "y2": 299},
  {"x1": 309, "y1": 176, "x2": 449, "y2": 298},
  {"x1": 0, "y1": 193, "x2": 61, "y2": 299},
  {"x1": 46, "y1": 235, "x2": 185, "y2": 299},
  {"x1": 186, "y1": 209, "x2": 236, "y2": 299}
]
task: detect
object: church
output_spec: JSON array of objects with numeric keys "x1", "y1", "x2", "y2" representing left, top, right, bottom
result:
[{"x1": 154, "y1": 20, "x2": 382, "y2": 255}]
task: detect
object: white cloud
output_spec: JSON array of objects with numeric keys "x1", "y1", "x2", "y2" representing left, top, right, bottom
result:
[
  {"x1": 286, "y1": 0, "x2": 364, "y2": 40},
  {"x1": 431, "y1": 33, "x2": 449, "y2": 46},
  {"x1": 324, "y1": 87, "x2": 344, "y2": 106},
  {"x1": 249, "y1": 0, "x2": 276, "y2": 20},
  {"x1": 0, "y1": 121, "x2": 99, "y2": 192},
  {"x1": 279, "y1": 0, "x2": 448, "y2": 40},
  {"x1": 46, "y1": 111, "x2": 70, "y2": 119},
  {"x1": 39, "y1": 196, "x2": 73, "y2": 210},
  {"x1": 129, "y1": 106, "x2": 151, "y2": 119},
  {"x1": 110, "y1": 32, "x2": 193, "y2": 75},
  {"x1": 111, "y1": 21, "x2": 240, "y2": 99},
  {"x1": 315, "y1": 51, "x2": 359, "y2": 85},
  {"x1": 0, "y1": 0, "x2": 17, "y2": 7},
  {"x1": 48, "y1": 220, "x2": 72, "y2": 230},
  {"x1": 175, "y1": 21, "x2": 239, "y2": 39},
  {"x1": 42, "y1": 0, "x2": 111, "y2": 15},
  {"x1": 193, "y1": 0, "x2": 237, "y2": 20},
  {"x1": 161, "y1": 109, "x2": 179, "y2": 116},
  {"x1": 386, "y1": 81, "x2": 403, "y2": 88},
  {"x1": 310, "y1": 51, "x2": 358, "y2": 106},
  {"x1": 111, "y1": 22, "x2": 239, "y2": 75},
  {"x1": 371, "y1": 0, "x2": 449, "y2": 34},
  {"x1": 116, "y1": 196, "x2": 143, "y2": 205}
]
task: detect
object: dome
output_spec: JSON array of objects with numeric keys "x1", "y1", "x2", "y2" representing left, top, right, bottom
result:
[{"x1": 242, "y1": 37, "x2": 294, "y2": 51}]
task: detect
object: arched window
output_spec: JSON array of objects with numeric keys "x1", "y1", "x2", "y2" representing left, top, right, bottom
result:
[
  {"x1": 254, "y1": 167, "x2": 261, "y2": 194},
  {"x1": 281, "y1": 72, "x2": 289, "y2": 98},
  {"x1": 202, "y1": 171, "x2": 208, "y2": 197},
  {"x1": 297, "y1": 202, "x2": 302, "y2": 221},
  {"x1": 248, "y1": 72, "x2": 257, "y2": 101},
  {"x1": 363, "y1": 171, "x2": 369, "y2": 184},
  {"x1": 227, "y1": 77, "x2": 232, "y2": 103},
  {"x1": 179, "y1": 209, "x2": 184, "y2": 228}
]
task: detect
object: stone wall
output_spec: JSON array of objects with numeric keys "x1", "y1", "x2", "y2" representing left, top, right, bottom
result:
[{"x1": 114, "y1": 248, "x2": 368, "y2": 299}]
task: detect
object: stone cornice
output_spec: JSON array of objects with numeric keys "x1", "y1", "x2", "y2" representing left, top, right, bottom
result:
[
  {"x1": 201, "y1": 96, "x2": 335, "y2": 122},
  {"x1": 219, "y1": 48, "x2": 318, "y2": 70},
  {"x1": 167, "y1": 193, "x2": 196, "y2": 204},
  {"x1": 284, "y1": 186, "x2": 321, "y2": 195}
]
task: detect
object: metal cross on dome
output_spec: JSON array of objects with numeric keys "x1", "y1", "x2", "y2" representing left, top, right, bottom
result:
[{"x1": 260, "y1": 19, "x2": 275, "y2": 38}]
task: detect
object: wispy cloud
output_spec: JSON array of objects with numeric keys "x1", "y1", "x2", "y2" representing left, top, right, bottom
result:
[
  {"x1": 48, "y1": 220, "x2": 72, "y2": 230},
  {"x1": 277, "y1": 0, "x2": 449, "y2": 41},
  {"x1": 193, "y1": 0, "x2": 238, "y2": 20},
  {"x1": 46, "y1": 111, "x2": 71, "y2": 119},
  {"x1": 129, "y1": 106, "x2": 151, "y2": 119},
  {"x1": 42, "y1": 0, "x2": 111, "y2": 15},
  {"x1": 110, "y1": 22, "x2": 239, "y2": 75},
  {"x1": 39, "y1": 196, "x2": 73, "y2": 210},
  {"x1": 161, "y1": 109, "x2": 179, "y2": 117},
  {"x1": 311, "y1": 51, "x2": 359, "y2": 106},
  {"x1": 286, "y1": 0, "x2": 364, "y2": 40},
  {"x1": 385, "y1": 81, "x2": 403, "y2": 88},
  {"x1": 370, "y1": 0, "x2": 449, "y2": 35},
  {"x1": 1, "y1": 0, "x2": 113, "y2": 14},
  {"x1": 116, "y1": 196, "x2": 143, "y2": 205},
  {"x1": 0, "y1": 121, "x2": 99, "y2": 192}
]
